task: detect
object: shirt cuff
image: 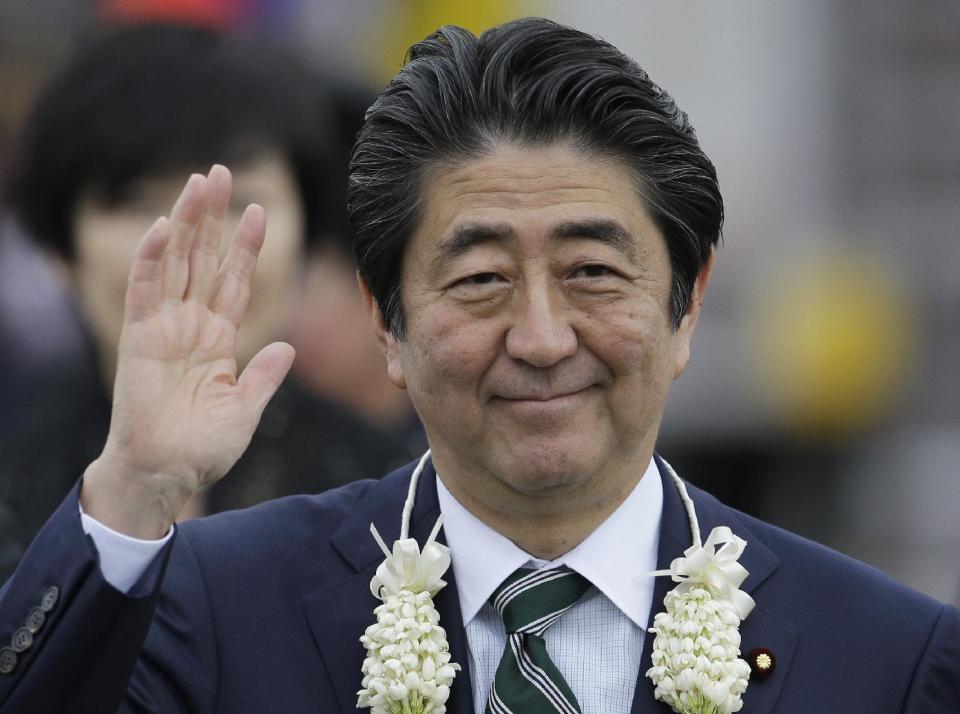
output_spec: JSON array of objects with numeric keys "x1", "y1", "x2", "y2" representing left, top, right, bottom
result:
[{"x1": 79, "y1": 504, "x2": 175, "y2": 592}]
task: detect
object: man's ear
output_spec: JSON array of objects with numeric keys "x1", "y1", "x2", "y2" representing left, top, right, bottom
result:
[
  {"x1": 357, "y1": 274, "x2": 406, "y2": 390},
  {"x1": 673, "y1": 250, "x2": 715, "y2": 380}
]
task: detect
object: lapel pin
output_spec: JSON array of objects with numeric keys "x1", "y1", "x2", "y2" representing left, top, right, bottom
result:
[{"x1": 747, "y1": 647, "x2": 776, "y2": 679}]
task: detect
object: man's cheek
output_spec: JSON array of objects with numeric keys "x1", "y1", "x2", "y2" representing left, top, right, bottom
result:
[
  {"x1": 416, "y1": 320, "x2": 499, "y2": 382},
  {"x1": 589, "y1": 313, "x2": 660, "y2": 366}
]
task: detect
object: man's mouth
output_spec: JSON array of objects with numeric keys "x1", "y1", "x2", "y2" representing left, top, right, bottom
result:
[{"x1": 494, "y1": 385, "x2": 594, "y2": 402}]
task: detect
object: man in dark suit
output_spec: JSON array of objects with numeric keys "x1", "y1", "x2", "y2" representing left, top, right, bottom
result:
[{"x1": 1, "y1": 18, "x2": 958, "y2": 714}]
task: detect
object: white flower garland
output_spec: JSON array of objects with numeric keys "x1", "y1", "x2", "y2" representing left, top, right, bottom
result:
[
  {"x1": 358, "y1": 452, "x2": 755, "y2": 714},
  {"x1": 358, "y1": 452, "x2": 461, "y2": 714},
  {"x1": 645, "y1": 460, "x2": 756, "y2": 714}
]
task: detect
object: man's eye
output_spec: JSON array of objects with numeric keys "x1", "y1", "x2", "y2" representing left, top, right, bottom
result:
[
  {"x1": 462, "y1": 272, "x2": 501, "y2": 285},
  {"x1": 571, "y1": 264, "x2": 613, "y2": 279}
]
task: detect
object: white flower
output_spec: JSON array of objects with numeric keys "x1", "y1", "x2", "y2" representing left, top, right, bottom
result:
[
  {"x1": 647, "y1": 586, "x2": 751, "y2": 714},
  {"x1": 358, "y1": 518, "x2": 461, "y2": 714},
  {"x1": 357, "y1": 588, "x2": 459, "y2": 714},
  {"x1": 369, "y1": 525, "x2": 451, "y2": 600},
  {"x1": 646, "y1": 526, "x2": 756, "y2": 714}
]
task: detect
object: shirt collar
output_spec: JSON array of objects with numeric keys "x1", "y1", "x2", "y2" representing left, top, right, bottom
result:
[{"x1": 436, "y1": 457, "x2": 663, "y2": 628}]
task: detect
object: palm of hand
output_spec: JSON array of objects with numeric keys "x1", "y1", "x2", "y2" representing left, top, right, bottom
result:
[
  {"x1": 110, "y1": 303, "x2": 246, "y2": 491},
  {"x1": 96, "y1": 167, "x2": 294, "y2": 506}
]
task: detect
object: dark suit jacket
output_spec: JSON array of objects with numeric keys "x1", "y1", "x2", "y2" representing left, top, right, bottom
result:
[{"x1": 0, "y1": 458, "x2": 957, "y2": 713}]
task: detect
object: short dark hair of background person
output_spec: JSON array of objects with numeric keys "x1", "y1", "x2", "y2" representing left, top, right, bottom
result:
[
  {"x1": 320, "y1": 77, "x2": 378, "y2": 258},
  {"x1": 7, "y1": 21, "x2": 335, "y2": 258},
  {"x1": 349, "y1": 17, "x2": 723, "y2": 339}
]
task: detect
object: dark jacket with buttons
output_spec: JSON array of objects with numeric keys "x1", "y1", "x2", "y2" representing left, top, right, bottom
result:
[{"x1": 0, "y1": 458, "x2": 957, "y2": 713}]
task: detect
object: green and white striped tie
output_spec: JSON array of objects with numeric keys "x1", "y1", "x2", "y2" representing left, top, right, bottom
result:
[{"x1": 486, "y1": 566, "x2": 591, "y2": 714}]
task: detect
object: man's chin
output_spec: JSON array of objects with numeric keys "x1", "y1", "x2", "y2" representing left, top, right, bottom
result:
[{"x1": 490, "y1": 445, "x2": 601, "y2": 496}]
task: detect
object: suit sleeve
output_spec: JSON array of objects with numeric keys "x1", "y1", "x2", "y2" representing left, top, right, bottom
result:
[
  {"x1": 121, "y1": 524, "x2": 218, "y2": 712},
  {"x1": 0, "y1": 481, "x2": 218, "y2": 713},
  {"x1": 902, "y1": 603, "x2": 960, "y2": 712}
]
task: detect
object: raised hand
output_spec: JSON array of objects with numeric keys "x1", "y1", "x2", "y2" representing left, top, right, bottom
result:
[{"x1": 81, "y1": 166, "x2": 295, "y2": 538}]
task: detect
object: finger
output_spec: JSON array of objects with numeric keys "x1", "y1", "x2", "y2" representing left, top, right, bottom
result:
[
  {"x1": 210, "y1": 203, "x2": 266, "y2": 329},
  {"x1": 162, "y1": 173, "x2": 207, "y2": 301},
  {"x1": 185, "y1": 165, "x2": 232, "y2": 303},
  {"x1": 238, "y1": 342, "x2": 295, "y2": 416},
  {"x1": 124, "y1": 216, "x2": 170, "y2": 322}
]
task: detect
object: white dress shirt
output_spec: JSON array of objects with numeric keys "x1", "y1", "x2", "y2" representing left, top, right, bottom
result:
[
  {"x1": 436, "y1": 458, "x2": 663, "y2": 714},
  {"x1": 79, "y1": 507, "x2": 173, "y2": 591},
  {"x1": 82, "y1": 458, "x2": 664, "y2": 713}
]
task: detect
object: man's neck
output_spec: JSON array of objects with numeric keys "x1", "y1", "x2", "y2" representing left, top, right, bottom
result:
[{"x1": 434, "y1": 452, "x2": 653, "y2": 561}]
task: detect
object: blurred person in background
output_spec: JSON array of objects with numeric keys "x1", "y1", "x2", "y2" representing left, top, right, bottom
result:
[
  {"x1": 0, "y1": 22, "x2": 425, "y2": 581},
  {"x1": 285, "y1": 80, "x2": 420, "y2": 441}
]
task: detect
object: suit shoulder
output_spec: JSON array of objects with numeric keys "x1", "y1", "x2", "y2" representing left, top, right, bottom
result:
[
  {"x1": 162, "y1": 463, "x2": 420, "y2": 603},
  {"x1": 178, "y1": 478, "x2": 377, "y2": 559},
  {"x1": 733, "y1": 505, "x2": 946, "y2": 617}
]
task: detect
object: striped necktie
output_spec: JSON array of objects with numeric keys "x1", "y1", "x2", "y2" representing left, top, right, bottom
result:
[{"x1": 486, "y1": 566, "x2": 591, "y2": 714}]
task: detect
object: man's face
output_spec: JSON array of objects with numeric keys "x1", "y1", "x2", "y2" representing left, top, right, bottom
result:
[
  {"x1": 382, "y1": 142, "x2": 704, "y2": 502},
  {"x1": 71, "y1": 151, "x2": 305, "y2": 384}
]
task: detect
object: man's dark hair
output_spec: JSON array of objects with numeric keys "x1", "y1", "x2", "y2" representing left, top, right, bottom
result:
[
  {"x1": 350, "y1": 17, "x2": 723, "y2": 336},
  {"x1": 9, "y1": 22, "x2": 333, "y2": 259}
]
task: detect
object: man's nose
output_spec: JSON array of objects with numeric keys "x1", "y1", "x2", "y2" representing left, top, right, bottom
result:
[{"x1": 504, "y1": 284, "x2": 578, "y2": 368}]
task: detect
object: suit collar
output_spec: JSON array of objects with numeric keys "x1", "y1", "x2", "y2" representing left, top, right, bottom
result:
[
  {"x1": 327, "y1": 453, "x2": 782, "y2": 596},
  {"x1": 654, "y1": 453, "x2": 781, "y2": 595},
  {"x1": 437, "y1": 456, "x2": 663, "y2": 628},
  {"x1": 308, "y1": 461, "x2": 475, "y2": 714},
  {"x1": 329, "y1": 461, "x2": 428, "y2": 573},
  {"x1": 630, "y1": 455, "x2": 796, "y2": 713}
]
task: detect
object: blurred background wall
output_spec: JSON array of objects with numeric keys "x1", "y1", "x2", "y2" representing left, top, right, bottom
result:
[{"x1": 0, "y1": 0, "x2": 957, "y2": 603}]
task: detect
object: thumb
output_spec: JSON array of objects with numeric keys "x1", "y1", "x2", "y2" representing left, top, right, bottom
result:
[{"x1": 238, "y1": 342, "x2": 296, "y2": 417}]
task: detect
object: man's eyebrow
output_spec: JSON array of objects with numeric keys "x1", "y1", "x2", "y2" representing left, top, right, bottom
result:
[
  {"x1": 552, "y1": 219, "x2": 636, "y2": 257},
  {"x1": 432, "y1": 222, "x2": 515, "y2": 268},
  {"x1": 431, "y1": 218, "x2": 636, "y2": 272}
]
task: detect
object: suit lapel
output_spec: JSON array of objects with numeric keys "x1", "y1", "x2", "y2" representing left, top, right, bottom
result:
[
  {"x1": 630, "y1": 456, "x2": 798, "y2": 713},
  {"x1": 304, "y1": 461, "x2": 475, "y2": 714},
  {"x1": 630, "y1": 461, "x2": 693, "y2": 714},
  {"x1": 407, "y1": 464, "x2": 475, "y2": 714},
  {"x1": 431, "y1": 549, "x2": 475, "y2": 714},
  {"x1": 303, "y1": 568, "x2": 380, "y2": 713}
]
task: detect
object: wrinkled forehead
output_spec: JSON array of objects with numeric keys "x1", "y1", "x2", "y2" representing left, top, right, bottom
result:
[{"x1": 409, "y1": 142, "x2": 660, "y2": 261}]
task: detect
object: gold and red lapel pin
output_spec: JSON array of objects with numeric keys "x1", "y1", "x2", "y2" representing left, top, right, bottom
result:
[{"x1": 747, "y1": 647, "x2": 776, "y2": 679}]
